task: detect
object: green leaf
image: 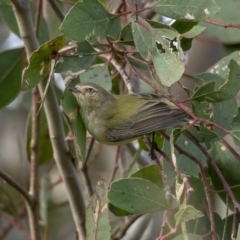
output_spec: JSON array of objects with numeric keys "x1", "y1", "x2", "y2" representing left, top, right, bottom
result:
[
  {"x1": 131, "y1": 164, "x2": 164, "y2": 189},
  {"x1": 60, "y1": 0, "x2": 115, "y2": 43},
  {"x1": 0, "y1": 1, "x2": 20, "y2": 37},
  {"x1": 215, "y1": 60, "x2": 240, "y2": 100},
  {"x1": 188, "y1": 176, "x2": 208, "y2": 211},
  {"x1": 55, "y1": 41, "x2": 96, "y2": 74},
  {"x1": 172, "y1": 21, "x2": 198, "y2": 34},
  {"x1": 182, "y1": 25, "x2": 206, "y2": 38},
  {"x1": 208, "y1": 141, "x2": 240, "y2": 209},
  {"x1": 86, "y1": 179, "x2": 111, "y2": 240},
  {"x1": 175, "y1": 129, "x2": 206, "y2": 176},
  {"x1": 132, "y1": 18, "x2": 153, "y2": 59},
  {"x1": 186, "y1": 87, "x2": 212, "y2": 119},
  {"x1": 22, "y1": 35, "x2": 66, "y2": 90},
  {"x1": 172, "y1": 21, "x2": 206, "y2": 38},
  {"x1": 108, "y1": 178, "x2": 169, "y2": 214},
  {"x1": 148, "y1": 20, "x2": 174, "y2": 30},
  {"x1": 80, "y1": 64, "x2": 112, "y2": 91},
  {"x1": 107, "y1": 16, "x2": 121, "y2": 40},
  {"x1": 192, "y1": 72, "x2": 223, "y2": 87},
  {"x1": 153, "y1": 0, "x2": 220, "y2": 21},
  {"x1": 108, "y1": 203, "x2": 132, "y2": 217},
  {"x1": 191, "y1": 81, "x2": 215, "y2": 101},
  {"x1": 152, "y1": 29, "x2": 185, "y2": 87},
  {"x1": 175, "y1": 205, "x2": 204, "y2": 226},
  {"x1": 213, "y1": 97, "x2": 237, "y2": 137},
  {"x1": 231, "y1": 108, "x2": 240, "y2": 146},
  {"x1": 192, "y1": 60, "x2": 240, "y2": 102},
  {"x1": 61, "y1": 80, "x2": 86, "y2": 162},
  {"x1": 0, "y1": 48, "x2": 24, "y2": 108},
  {"x1": 118, "y1": 22, "x2": 134, "y2": 45},
  {"x1": 128, "y1": 52, "x2": 149, "y2": 72},
  {"x1": 187, "y1": 126, "x2": 218, "y2": 143},
  {"x1": 186, "y1": 212, "x2": 226, "y2": 239},
  {"x1": 208, "y1": 51, "x2": 240, "y2": 78}
]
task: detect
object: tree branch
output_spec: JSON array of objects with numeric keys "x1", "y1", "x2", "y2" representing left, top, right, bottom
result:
[
  {"x1": 0, "y1": 170, "x2": 33, "y2": 206},
  {"x1": 11, "y1": 0, "x2": 86, "y2": 238}
]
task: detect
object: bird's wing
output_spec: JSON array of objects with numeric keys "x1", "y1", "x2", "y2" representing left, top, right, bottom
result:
[{"x1": 106, "y1": 95, "x2": 189, "y2": 142}]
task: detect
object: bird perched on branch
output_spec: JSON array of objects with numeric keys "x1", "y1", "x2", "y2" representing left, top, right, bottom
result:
[{"x1": 69, "y1": 82, "x2": 189, "y2": 145}]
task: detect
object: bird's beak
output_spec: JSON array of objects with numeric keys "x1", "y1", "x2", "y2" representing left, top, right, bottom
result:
[{"x1": 68, "y1": 87, "x2": 80, "y2": 93}]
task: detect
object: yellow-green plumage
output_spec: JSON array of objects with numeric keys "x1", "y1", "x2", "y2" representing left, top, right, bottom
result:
[{"x1": 69, "y1": 83, "x2": 189, "y2": 145}]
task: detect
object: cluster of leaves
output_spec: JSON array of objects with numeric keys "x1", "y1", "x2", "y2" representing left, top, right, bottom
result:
[{"x1": 1, "y1": 0, "x2": 240, "y2": 239}]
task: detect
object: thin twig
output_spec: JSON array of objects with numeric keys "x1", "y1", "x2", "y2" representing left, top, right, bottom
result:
[
  {"x1": 222, "y1": 194, "x2": 229, "y2": 240},
  {"x1": 85, "y1": 138, "x2": 95, "y2": 165},
  {"x1": 205, "y1": 19, "x2": 240, "y2": 29},
  {"x1": 0, "y1": 170, "x2": 33, "y2": 206},
  {"x1": 34, "y1": 0, "x2": 42, "y2": 36},
  {"x1": 143, "y1": 135, "x2": 171, "y2": 201},
  {"x1": 109, "y1": 146, "x2": 121, "y2": 184},
  {"x1": 232, "y1": 207, "x2": 239, "y2": 238},
  {"x1": 81, "y1": 139, "x2": 95, "y2": 197},
  {"x1": 159, "y1": 210, "x2": 167, "y2": 238},
  {"x1": 124, "y1": 54, "x2": 159, "y2": 91},
  {"x1": 48, "y1": 0, "x2": 64, "y2": 21},
  {"x1": 28, "y1": 86, "x2": 41, "y2": 240},
  {"x1": 0, "y1": 209, "x2": 29, "y2": 239}
]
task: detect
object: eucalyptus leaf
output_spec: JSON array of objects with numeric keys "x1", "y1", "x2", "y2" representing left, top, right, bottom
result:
[
  {"x1": 153, "y1": 0, "x2": 220, "y2": 21},
  {"x1": 175, "y1": 205, "x2": 204, "y2": 226},
  {"x1": 55, "y1": 41, "x2": 96, "y2": 74},
  {"x1": 132, "y1": 18, "x2": 153, "y2": 60},
  {"x1": 86, "y1": 180, "x2": 111, "y2": 240},
  {"x1": 0, "y1": 48, "x2": 24, "y2": 108},
  {"x1": 60, "y1": 0, "x2": 115, "y2": 43},
  {"x1": 152, "y1": 29, "x2": 185, "y2": 87},
  {"x1": 192, "y1": 60, "x2": 240, "y2": 102},
  {"x1": 108, "y1": 178, "x2": 169, "y2": 214},
  {"x1": 22, "y1": 35, "x2": 65, "y2": 90}
]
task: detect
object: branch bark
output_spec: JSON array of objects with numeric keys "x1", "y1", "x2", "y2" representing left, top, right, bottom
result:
[{"x1": 11, "y1": 0, "x2": 86, "y2": 238}]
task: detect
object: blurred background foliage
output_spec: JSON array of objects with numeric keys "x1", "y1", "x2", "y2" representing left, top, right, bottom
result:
[{"x1": 1, "y1": 0, "x2": 240, "y2": 239}]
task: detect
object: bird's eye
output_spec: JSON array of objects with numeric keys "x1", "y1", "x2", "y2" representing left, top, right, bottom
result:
[{"x1": 87, "y1": 88, "x2": 94, "y2": 93}]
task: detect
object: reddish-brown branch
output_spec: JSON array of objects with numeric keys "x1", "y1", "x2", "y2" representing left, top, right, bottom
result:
[
  {"x1": 109, "y1": 146, "x2": 121, "y2": 184},
  {"x1": 0, "y1": 171, "x2": 34, "y2": 206},
  {"x1": 34, "y1": 0, "x2": 42, "y2": 36},
  {"x1": 116, "y1": 7, "x2": 151, "y2": 17},
  {"x1": 205, "y1": 19, "x2": 240, "y2": 29},
  {"x1": 48, "y1": 0, "x2": 64, "y2": 21}
]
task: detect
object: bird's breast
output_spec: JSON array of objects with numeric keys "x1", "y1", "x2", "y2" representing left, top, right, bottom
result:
[{"x1": 83, "y1": 111, "x2": 107, "y2": 143}]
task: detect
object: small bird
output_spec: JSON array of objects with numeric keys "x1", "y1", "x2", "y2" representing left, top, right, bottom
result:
[{"x1": 69, "y1": 83, "x2": 189, "y2": 145}]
